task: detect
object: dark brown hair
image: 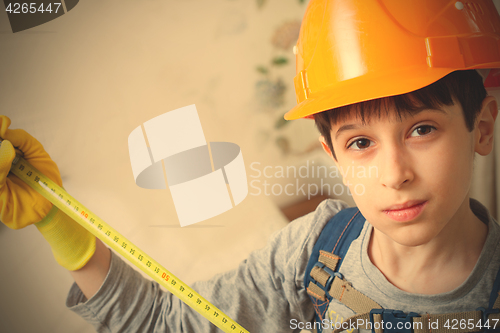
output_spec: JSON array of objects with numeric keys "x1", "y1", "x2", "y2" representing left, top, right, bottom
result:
[{"x1": 314, "y1": 70, "x2": 487, "y2": 159}]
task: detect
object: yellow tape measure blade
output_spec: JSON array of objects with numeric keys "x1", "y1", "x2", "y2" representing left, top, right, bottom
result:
[{"x1": 7, "y1": 153, "x2": 249, "y2": 333}]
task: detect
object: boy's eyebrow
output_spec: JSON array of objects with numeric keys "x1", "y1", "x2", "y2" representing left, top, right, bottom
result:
[
  {"x1": 334, "y1": 107, "x2": 447, "y2": 140},
  {"x1": 335, "y1": 124, "x2": 361, "y2": 140}
]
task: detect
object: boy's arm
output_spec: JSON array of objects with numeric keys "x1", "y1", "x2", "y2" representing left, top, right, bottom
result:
[
  {"x1": 70, "y1": 239, "x2": 111, "y2": 299},
  {"x1": 66, "y1": 200, "x2": 345, "y2": 333}
]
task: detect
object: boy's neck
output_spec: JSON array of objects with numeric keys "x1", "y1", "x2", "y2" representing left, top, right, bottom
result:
[{"x1": 367, "y1": 198, "x2": 488, "y2": 295}]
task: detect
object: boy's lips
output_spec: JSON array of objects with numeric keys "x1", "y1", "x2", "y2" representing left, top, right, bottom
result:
[{"x1": 382, "y1": 200, "x2": 428, "y2": 222}]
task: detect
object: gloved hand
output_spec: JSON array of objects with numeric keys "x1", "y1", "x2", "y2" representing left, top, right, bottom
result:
[
  {"x1": 0, "y1": 116, "x2": 63, "y2": 228},
  {"x1": 0, "y1": 115, "x2": 96, "y2": 270}
]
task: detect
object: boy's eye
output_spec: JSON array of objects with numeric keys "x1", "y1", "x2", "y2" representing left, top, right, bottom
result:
[
  {"x1": 410, "y1": 125, "x2": 435, "y2": 137},
  {"x1": 347, "y1": 138, "x2": 372, "y2": 150}
]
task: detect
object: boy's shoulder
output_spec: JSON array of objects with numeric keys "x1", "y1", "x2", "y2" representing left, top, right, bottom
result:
[
  {"x1": 285, "y1": 198, "x2": 352, "y2": 235},
  {"x1": 285, "y1": 198, "x2": 353, "y2": 252},
  {"x1": 272, "y1": 199, "x2": 353, "y2": 287}
]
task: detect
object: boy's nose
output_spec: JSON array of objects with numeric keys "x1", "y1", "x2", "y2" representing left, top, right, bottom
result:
[{"x1": 379, "y1": 149, "x2": 414, "y2": 190}]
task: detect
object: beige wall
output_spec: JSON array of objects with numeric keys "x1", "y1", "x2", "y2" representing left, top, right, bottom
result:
[{"x1": 0, "y1": 1, "x2": 316, "y2": 332}]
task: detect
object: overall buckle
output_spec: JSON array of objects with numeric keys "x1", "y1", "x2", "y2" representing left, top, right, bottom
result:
[
  {"x1": 312, "y1": 262, "x2": 343, "y2": 293},
  {"x1": 477, "y1": 307, "x2": 500, "y2": 333},
  {"x1": 369, "y1": 309, "x2": 420, "y2": 333}
]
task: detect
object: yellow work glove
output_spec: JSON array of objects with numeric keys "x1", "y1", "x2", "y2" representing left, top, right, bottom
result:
[{"x1": 0, "y1": 115, "x2": 96, "y2": 271}]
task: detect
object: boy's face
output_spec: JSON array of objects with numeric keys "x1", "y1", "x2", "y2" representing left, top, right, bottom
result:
[{"x1": 321, "y1": 97, "x2": 497, "y2": 247}]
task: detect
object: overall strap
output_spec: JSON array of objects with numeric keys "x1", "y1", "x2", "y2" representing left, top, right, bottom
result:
[
  {"x1": 304, "y1": 207, "x2": 373, "y2": 331},
  {"x1": 489, "y1": 263, "x2": 500, "y2": 310}
]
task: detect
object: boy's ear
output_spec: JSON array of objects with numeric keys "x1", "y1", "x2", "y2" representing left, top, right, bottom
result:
[
  {"x1": 319, "y1": 136, "x2": 334, "y2": 159},
  {"x1": 319, "y1": 136, "x2": 347, "y2": 184},
  {"x1": 475, "y1": 96, "x2": 498, "y2": 156}
]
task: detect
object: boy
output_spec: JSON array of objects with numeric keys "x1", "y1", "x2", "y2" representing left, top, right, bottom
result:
[{"x1": 1, "y1": 0, "x2": 500, "y2": 332}]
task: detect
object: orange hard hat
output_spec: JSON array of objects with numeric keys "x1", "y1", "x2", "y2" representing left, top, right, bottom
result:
[{"x1": 284, "y1": 0, "x2": 500, "y2": 120}]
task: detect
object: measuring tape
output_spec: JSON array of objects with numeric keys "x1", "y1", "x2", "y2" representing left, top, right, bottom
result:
[{"x1": 6, "y1": 147, "x2": 249, "y2": 333}]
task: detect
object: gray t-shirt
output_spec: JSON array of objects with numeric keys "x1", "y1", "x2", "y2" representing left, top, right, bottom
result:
[{"x1": 66, "y1": 199, "x2": 500, "y2": 332}]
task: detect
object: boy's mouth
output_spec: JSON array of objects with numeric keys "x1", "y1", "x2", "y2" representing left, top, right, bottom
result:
[{"x1": 382, "y1": 200, "x2": 428, "y2": 222}]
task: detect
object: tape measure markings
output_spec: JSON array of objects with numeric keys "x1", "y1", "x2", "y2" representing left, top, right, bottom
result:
[{"x1": 10, "y1": 154, "x2": 249, "y2": 333}]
